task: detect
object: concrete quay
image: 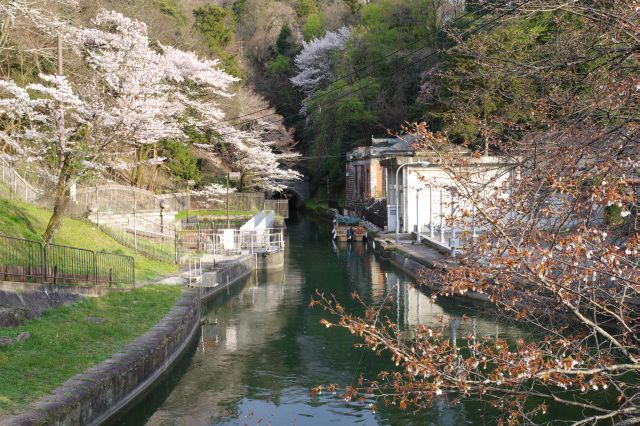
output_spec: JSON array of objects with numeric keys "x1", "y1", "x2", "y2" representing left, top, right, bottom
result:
[{"x1": 373, "y1": 233, "x2": 489, "y2": 303}]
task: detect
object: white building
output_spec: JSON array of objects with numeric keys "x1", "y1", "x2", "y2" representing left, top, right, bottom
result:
[{"x1": 381, "y1": 149, "x2": 512, "y2": 247}]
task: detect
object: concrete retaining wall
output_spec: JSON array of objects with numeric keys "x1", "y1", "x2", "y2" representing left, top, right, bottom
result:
[
  {"x1": 201, "y1": 255, "x2": 255, "y2": 299},
  {"x1": 1, "y1": 250, "x2": 275, "y2": 425},
  {"x1": 0, "y1": 282, "x2": 130, "y2": 327},
  {"x1": 0, "y1": 287, "x2": 82, "y2": 327},
  {"x1": 373, "y1": 239, "x2": 489, "y2": 303},
  {"x1": 256, "y1": 251, "x2": 284, "y2": 270},
  {"x1": 1, "y1": 290, "x2": 201, "y2": 426},
  {"x1": 0, "y1": 281, "x2": 127, "y2": 298}
]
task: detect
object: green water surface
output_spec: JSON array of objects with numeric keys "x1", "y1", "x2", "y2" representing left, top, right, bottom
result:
[{"x1": 119, "y1": 217, "x2": 542, "y2": 425}]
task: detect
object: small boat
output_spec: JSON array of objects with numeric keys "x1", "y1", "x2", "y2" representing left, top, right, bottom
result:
[{"x1": 332, "y1": 216, "x2": 367, "y2": 242}]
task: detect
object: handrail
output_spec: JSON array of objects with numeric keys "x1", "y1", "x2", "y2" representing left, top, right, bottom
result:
[
  {"x1": 177, "y1": 227, "x2": 284, "y2": 258},
  {"x1": 0, "y1": 233, "x2": 135, "y2": 286},
  {"x1": 0, "y1": 158, "x2": 46, "y2": 204}
]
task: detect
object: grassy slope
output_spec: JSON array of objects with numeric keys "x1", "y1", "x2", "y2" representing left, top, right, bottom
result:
[
  {"x1": 0, "y1": 196, "x2": 177, "y2": 283},
  {"x1": 0, "y1": 285, "x2": 181, "y2": 414}
]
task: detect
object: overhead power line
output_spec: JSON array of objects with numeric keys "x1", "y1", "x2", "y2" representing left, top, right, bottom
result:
[
  {"x1": 209, "y1": 1, "x2": 505, "y2": 130},
  {"x1": 200, "y1": 0, "x2": 529, "y2": 139},
  {"x1": 141, "y1": 1, "x2": 528, "y2": 141}
]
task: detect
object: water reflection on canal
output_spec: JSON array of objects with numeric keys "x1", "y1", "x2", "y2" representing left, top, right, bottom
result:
[{"x1": 123, "y1": 217, "x2": 525, "y2": 425}]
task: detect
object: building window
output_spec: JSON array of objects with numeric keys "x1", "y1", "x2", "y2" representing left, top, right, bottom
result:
[
  {"x1": 364, "y1": 165, "x2": 369, "y2": 197},
  {"x1": 355, "y1": 165, "x2": 364, "y2": 198}
]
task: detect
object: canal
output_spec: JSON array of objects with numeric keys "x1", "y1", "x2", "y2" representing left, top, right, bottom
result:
[{"x1": 121, "y1": 216, "x2": 527, "y2": 425}]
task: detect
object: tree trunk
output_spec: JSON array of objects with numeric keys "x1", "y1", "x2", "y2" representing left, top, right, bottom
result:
[
  {"x1": 42, "y1": 157, "x2": 72, "y2": 244},
  {"x1": 133, "y1": 145, "x2": 152, "y2": 188}
]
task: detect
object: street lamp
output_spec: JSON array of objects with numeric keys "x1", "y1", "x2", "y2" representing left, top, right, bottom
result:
[{"x1": 395, "y1": 161, "x2": 430, "y2": 243}]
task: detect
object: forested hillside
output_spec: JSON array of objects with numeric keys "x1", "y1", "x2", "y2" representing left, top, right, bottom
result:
[
  {"x1": 229, "y1": 0, "x2": 458, "y2": 194},
  {"x1": 0, "y1": 0, "x2": 299, "y2": 194},
  {"x1": 2, "y1": 0, "x2": 637, "y2": 200}
]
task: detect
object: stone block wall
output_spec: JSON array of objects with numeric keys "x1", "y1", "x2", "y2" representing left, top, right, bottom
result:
[{"x1": 1, "y1": 290, "x2": 200, "y2": 426}]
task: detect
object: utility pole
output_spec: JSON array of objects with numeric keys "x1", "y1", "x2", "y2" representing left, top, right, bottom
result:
[{"x1": 226, "y1": 172, "x2": 230, "y2": 229}]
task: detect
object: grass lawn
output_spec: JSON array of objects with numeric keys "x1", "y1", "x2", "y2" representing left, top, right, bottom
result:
[
  {"x1": 0, "y1": 285, "x2": 181, "y2": 415},
  {"x1": 303, "y1": 198, "x2": 329, "y2": 210},
  {"x1": 0, "y1": 196, "x2": 177, "y2": 283}
]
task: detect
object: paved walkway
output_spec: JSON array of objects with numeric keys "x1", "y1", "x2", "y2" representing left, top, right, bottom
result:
[
  {"x1": 152, "y1": 253, "x2": 249, "y2": 286},
  {"x1": 375, "y1": 232, "x2": 456, "y2": 268}
]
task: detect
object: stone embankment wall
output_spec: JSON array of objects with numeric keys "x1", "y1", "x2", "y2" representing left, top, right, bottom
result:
[
  {"x1": 0, "y1": 282, "x2": 128, "y2": 328},
  {"x1": 1, "y1": 253, "x2": 261, "y2": 426},
  {"x1": 1, "y1": 290, "x2": 200, "y2": 426},
  {"x1": 373, "y1": 238, "x2": 489, "y2": 303}
]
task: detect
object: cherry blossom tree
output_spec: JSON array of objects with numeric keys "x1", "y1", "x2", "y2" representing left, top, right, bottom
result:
[
  {"x1": 0, "y1": 8, "x2": 238, "y2": 242},
  {"x1": 213, "y1": 121, "x2": 302, "y2": 192},
  {"x1": 290, "y1": 27, "x2": 350, "y2": 113},
  {"x1": 192, "y1": 183, "x2": 236, "y2": 206},
  {"x1": 75, "y1": 11, "x2": 241, "y2": 189},
  {"x1": 0, "y1": 74, "x2": 99, "y2": 241},
  {"x1": 312, "y1": 0, "x2": 639, "y2": 423},
  {"x1": 193, "y1": 88, "x2": 302, "y2": 193}
]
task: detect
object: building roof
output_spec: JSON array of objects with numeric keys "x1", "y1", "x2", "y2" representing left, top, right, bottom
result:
[{"x1": 347, "y1": 135, "x2": 415, "y2": 161}]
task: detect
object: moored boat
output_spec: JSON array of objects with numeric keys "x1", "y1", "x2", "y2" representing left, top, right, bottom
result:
[{"x1": 331, "y1": 216, "x2": 367, "y2": 242}]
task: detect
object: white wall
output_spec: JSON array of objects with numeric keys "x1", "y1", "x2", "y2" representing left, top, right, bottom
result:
[{"x1": 386, "y1": 163, "x2": 511, "y2": 237}]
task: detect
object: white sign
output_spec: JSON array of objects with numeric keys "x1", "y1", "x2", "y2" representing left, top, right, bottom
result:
[
  {"x1": 387, "y1": 206, "x2": 397, "y2": 231},
  {"x1": 228, "y1": 172, "x2": 241, "y2": 180},
  {"x1": 223, "y1": 229, "x2": 236, "y2": 250}
]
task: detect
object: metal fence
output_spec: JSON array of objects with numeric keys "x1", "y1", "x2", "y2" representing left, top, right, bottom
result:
[
  {"x1": 69, "y1": 186, "x2": 270, "y2": 216},
  {"x1": 0, "y1": 234, "x2": 135, "y2": 286},
  {"x1": 363, "y1": 199, "x2": 387, "y2": 229},
  {"x1": 177, "y1": 228, "x2": 284, "y2": 258},
  {"x1": 69, "y1": 184, "x2": 160, "y2": 216},
  {"x1": 45, "y1": 243, "x2": 96, "y2": 285},
  {"x1": 97, "y1": 225, "x2": 176, "y2": 264},
  {"x1": 191, "y1": 192, "x2": 265, "y2": 211},
  {"x1": 264, "y1": 200, "x2": 289, "y2": 219},
  {"x1": 96, "y1": 251, "x2": 136, "y2": 285},
  {"x1": 1, "y1": 160, "x2": 283, "y2": 218},
  {"x1": 0, "y1": 159, "x2": 49, "y2": 207},
  {"x1": 0, "y1": 235, "x2": 45, "y2": 282}
]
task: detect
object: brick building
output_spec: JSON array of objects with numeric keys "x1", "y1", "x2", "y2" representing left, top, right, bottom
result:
[{"x1": 344, "y1": 136, "x2": 414, "y2": 211}]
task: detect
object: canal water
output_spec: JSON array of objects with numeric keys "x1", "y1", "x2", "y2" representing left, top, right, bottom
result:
[{"x1": 122, "y1": 217, "x2": 527, "y2": 425}]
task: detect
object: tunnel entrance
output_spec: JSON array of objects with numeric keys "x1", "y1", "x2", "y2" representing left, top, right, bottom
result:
[{"x1": 268, "y1": 190, "x2": 303, "y2": 219}]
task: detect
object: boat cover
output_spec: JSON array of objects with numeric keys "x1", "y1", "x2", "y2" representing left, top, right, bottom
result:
[{"x1": 336, "y1": 215, "x2": 361, "y2": 226}]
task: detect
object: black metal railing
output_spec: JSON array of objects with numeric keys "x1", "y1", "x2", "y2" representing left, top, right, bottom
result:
[
  {"x1": 364, "y1": 199, "x2": 387, "y2": 229},
  {"x1": 0, "y1": 234, "x2": 135, "y2": 286},
  {"x1": 0, "y1": 235, "x2": 44, "y2": 282},
  {"x1": 45, "y1": 243, "x2": 96, "y2": 285},
  {"x1": 96, "y1": 252, "x2": 135, "y2": 286},
  {"x1": 98, "y1": 225, "x2": 176, "y2": 264}
]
